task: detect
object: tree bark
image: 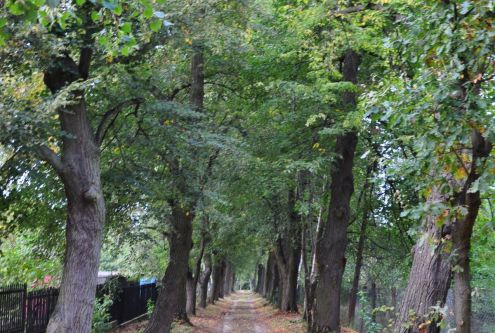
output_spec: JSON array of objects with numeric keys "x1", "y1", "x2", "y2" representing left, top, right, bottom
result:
[
  {"x1": 347, "y1": 164, "x2": 374, "y2": 325},
  {"x1": 223, "y1": 262, "x2": 231, "y2": 296},
  {"x1": 307, "y1": 198, "x2": 325, "y2": 328},
  {"x1": 43, "y1": 54, "x2": 106, "y2": 333},
  {"x1": 209, "y1": 258, "x2": 223, "y2": 304},
  {"x1": 452, "y1": 130, "x2": 491, "y2": 333},
  {"x1": 273, "y1": 189, "x2": 302, "y2": 312},
  {"x1": 311, "y1": 49, "x2": 360, "y2": 333},
  {"x1": 218, "y1": 260, "x2": 226, "y2": 298},
  {"x1": 370, "y1": 281, "x2": 377, "y2": 323},
  {"x1": 199, "y1": 254, "x2": 212, "y2": 308},
  {"x1": 256, "y1": 264, "x2": 264, "y2": 293},
  {"x1": 189, "y1": 231, "x2": 206, "y2": 314},
  {"x1": 395, "y1": 130, "x2": 491, "y2": 333},
  {"x1": 145, "y1": 206, "x2": 193, "y2": 333},
  {"x1": 394, "y1": 186, "x2": 452, "y2": 333},
  {"x1": 185, "y1": 270, "x2": 195, "y2": 315}
]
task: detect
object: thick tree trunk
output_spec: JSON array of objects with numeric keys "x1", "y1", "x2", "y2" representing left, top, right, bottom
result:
[
  {"x1": 218, "y1": 260, "x2": 226, "y2": 298},
  {"x1": 265, "y1": 251, "x2": 280, "y2": 304},
  {"x1": 256, "y1": 264, "x2": 264, "y2": 293},
  {"x1": 199, "y1": 254, "x2": 212, "y2": 308},
  {"x1": 274, "y1": 189, "x2": 302, "y2": 312},
  {"x1": 176, "y1": 273, "x2": 190, "y2": 322},
  {"x1": 145, "y1": 206, "x2": 193, "y2": 333},
  {"x1": 43, "y1": 54, "x2": 106, "y2": 333},
  {"x1": 223, "y1": 262, "x2": 232, "y2": 296},
  {"x1": 185, "y1": 271, "x2": 195, "y2": 315},
  {"x1": 395, "y1": 130, "x2": 491, "y2": 333},
  {"x1": 279, "y1": 259, "x2": 300, "y2": 312},
  {"x1": 262, "y1": 257, "x2": 270, "y2": 296},
  {"x1": 209, "y1": 258, "x2": 223, "y2": 304},
  {"x1": 394, "y1": 187, "x2": 452, "y2": 333},
  {"x1": 311, "y1": 49, "x2": 360, "y2": 333}
]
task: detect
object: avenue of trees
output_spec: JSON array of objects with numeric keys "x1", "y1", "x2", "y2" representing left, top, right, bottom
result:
[{"x1": 1, "y1": 1, "x2": 495, "y2": 333}]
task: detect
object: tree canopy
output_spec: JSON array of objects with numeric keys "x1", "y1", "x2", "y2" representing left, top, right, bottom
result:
[{"x1": 1, "y1": 1, "x2": 495, "y2": 333}]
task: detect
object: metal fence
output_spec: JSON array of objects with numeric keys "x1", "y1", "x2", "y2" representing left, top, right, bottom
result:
[
  {"x1": 0, "y1": 284, "x2": 58, "y2": 333},
  {"x1": 25, "y1": 288, "x2": 59, "y2": 333},
  {"x1": 0, "y1": 282, "x2": 157, "y2": 333},
  {"x1": 0, "y1": 284, "x2": 25, "y2": 333}
]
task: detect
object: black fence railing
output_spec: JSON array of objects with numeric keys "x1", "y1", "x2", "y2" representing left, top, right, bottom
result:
[
  {"x1": 0, "y1": 282, "x2": 157, "y2": 333},
  {"x1": 110, "y1": 282, "x2": 157, "y2": 324},
  {"x1": 0, "y1": 284, "x2": 25, "y2": 333},
  {"x1": 25, "y1": 288, "x2": 59, "y2": 333}
]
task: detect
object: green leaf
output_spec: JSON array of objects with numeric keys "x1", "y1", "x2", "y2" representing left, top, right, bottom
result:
[
  {"x1": 76, "y1": 0, "x2": 86, "y2": 5},
  {"x1": 113, "y1": 5, "x2": 123, "y2": 16},
  {"x1": 150, "y1": 20, "x2": 161, "y2": 32},
  {"x1": 91, "y1": 11, "x2": 100, "y2": 22},
  {"x1": 143, "y1": 6, "x2": 153, "y2": 19},
  {"x1": 121, "y1": 45, "x2": 130, "y2": 56},
  {"x1": 121, "y1": 22, "x2": 132, "y2": 34},
  {"x1": 31, "y1": 0, "x2": 46, "y2": 6},
  {"x1": 8, "y1": 3, "x2": 25, "y2": 16},
  {"x1": 0, "y1": 18, "x2": 6, "y2": 28}
]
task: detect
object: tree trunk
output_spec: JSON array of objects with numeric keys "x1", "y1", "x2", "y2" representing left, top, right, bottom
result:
[
  {"x1": 453, "y1": 229, "x2": 473, "y2": 333},
  {"x1": 307, "y1": 200, "x2": 325, "y2": 329},
  {"x1": 223, "y1": 262, "x2": 231, "y2": 296},
  {"x1": 199, "y1": 254, "x2": 212, "y2": 308},
  {"x1": 185, "y1": 270, "x2": 195, "y2": 315},
  {"x1": 43, "y1": 54, "x2": 106, "y2": 333},
  {"x1": 391, "y1": 287, "x2": 397, "y2": 308},
  {"x1": 209, "y1": 258, "x2": 223, "y2": 304},
  {"x1": 370, "y1": 281, "x2": 377, "y2": 323},
  {"x1": 218, "y1": 260, "x2": 226, "y2": 298},
  {"x1": 190, "y1": 230, "x2": 207, "y2": 315},
  {"x1": 176, "y1": 268, "x2": 191, "y2": 324},
  {"x1": 347, "y1": 164, "x2": 374, "y2": 325},
  {"x1": 274, "y1": 189, "x2": 302, "y2": 312},
  {"x1": 311, "y1": 49, "x2": 360, "y2": 333},
  {"x1": 348, "y1": 206, "x2": 369, "y2": 325},
  {"x1": 302, "y1": 216, "x2": 310, "y2": 320},
  {"x1": 394, "y1": 187, "x2": 452, "y2": 333},
  {"x1": 145, "y1": 206, "x2": 193, "y2": 333},
  {"x1": 256, "y1": 264, "x2": 264, "y2": 293},
  {"x1": 395, "y1": 130, "x2": 491, "y2": 333},
  {"x1": 452, "y1": 130, "x2": 491, "y2": 333},
  {"x1": 279, "y1": 258, "x2": 300, "y2": 312}
]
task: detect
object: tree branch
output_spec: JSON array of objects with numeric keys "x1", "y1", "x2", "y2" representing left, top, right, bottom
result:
[
  {"x1": 95, "y1": 98, "x2": 144, "y2": 146},
  {"x1": 33, "y1": 145, "x2": 66, "y2": 177}
]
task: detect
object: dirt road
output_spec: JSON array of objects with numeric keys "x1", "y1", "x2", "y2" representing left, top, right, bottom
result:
[{"x1": 219, "y1": 292, "x2": 270, "y2": 333}]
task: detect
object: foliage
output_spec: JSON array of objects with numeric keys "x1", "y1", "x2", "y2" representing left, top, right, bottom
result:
[{"x1": 91, "y1": 295, "x2": 113, "y2": 333}]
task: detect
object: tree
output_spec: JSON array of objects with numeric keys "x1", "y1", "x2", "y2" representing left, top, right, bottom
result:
[{"x1": 0, "y1": 2, "x2": 166, "y2": 331}]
